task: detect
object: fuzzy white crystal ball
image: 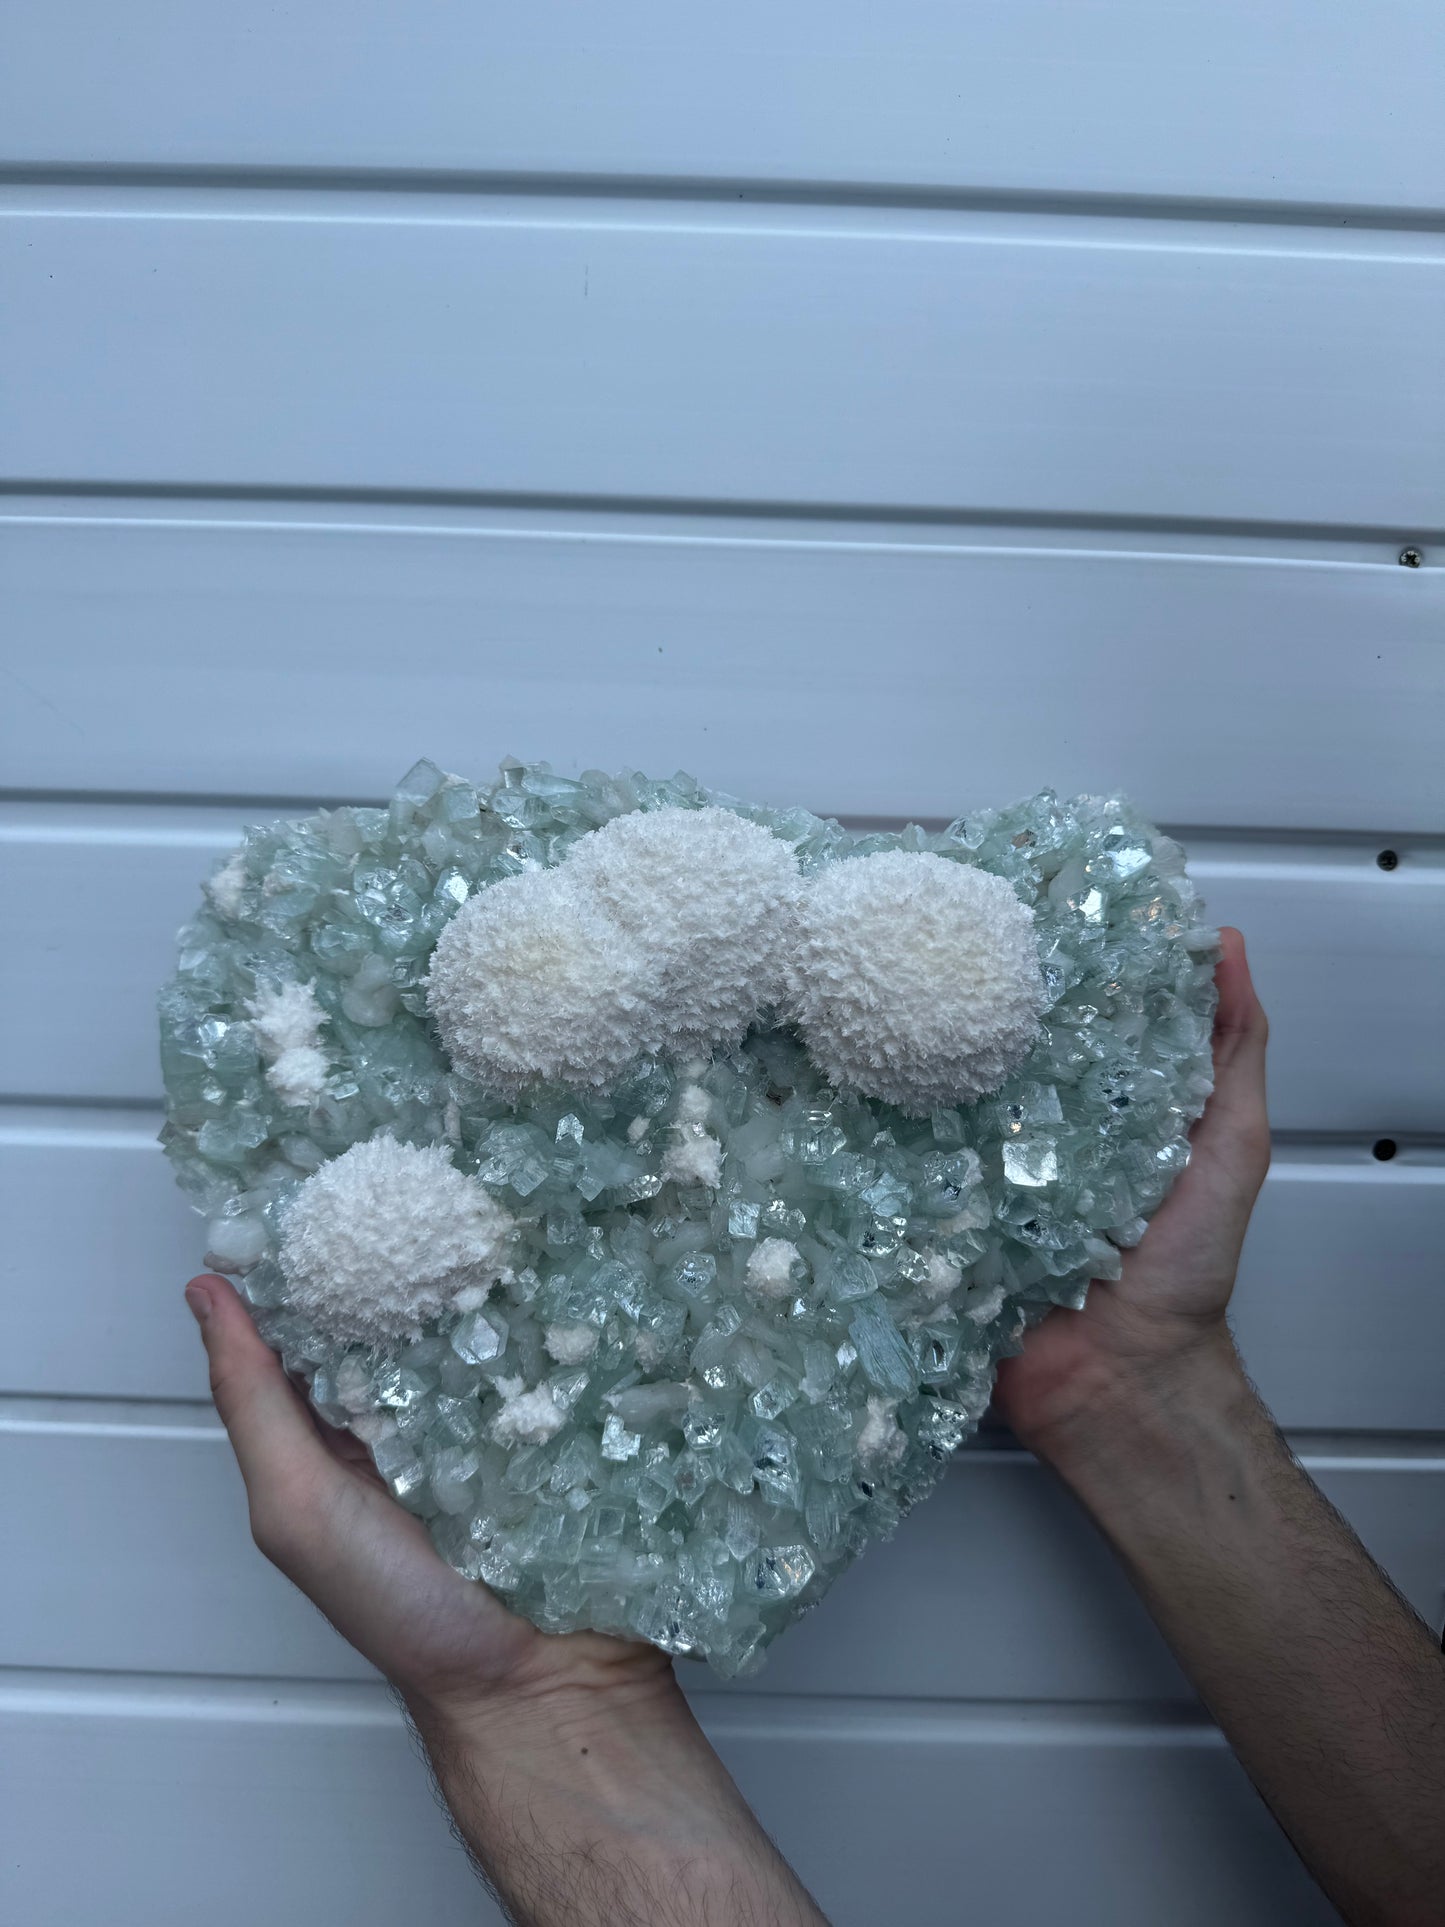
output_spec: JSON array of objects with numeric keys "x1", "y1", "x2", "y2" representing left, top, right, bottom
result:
[
  {"x1": 428, "y1": 806, "x2": 801, "y2": 1094},
  {"x1": 788, "y1": 850, "x2": 1047, "y2": 1114},
  {"x1": 426, "y1": 868, "x2": 653, "y2": 1095},
  {"x1": 563, "y1": 807, "x2": 801, "y2": 1049},
  {"x1": 277, "y1": 1136, "x2": 514, "y2": 1344}
]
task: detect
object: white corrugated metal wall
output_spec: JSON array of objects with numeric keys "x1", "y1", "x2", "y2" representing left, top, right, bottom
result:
[{"x1": 1, "y1": 7, "x2": 1442, "y2": 1922}]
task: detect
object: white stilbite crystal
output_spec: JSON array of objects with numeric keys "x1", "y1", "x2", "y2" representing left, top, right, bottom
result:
[
  {"x1": 278, "y1": 1136, "x2": 514, "y2": 1344},
  {"x1": 856, "y1": 1396, "x2": 908, "y2": 1467},
  {"x1": 787, "y1": 851, "x2": 1046, "y2": 1115},
  {"x1": 265, "y1": 1043, "x2": 330, "y2": 1108},
  {"x1": 492, "y1": 1377, "x2": 568, "y2": 1446},
  {"x1": 203, "y1": 1212, "x2": 269, "y2": 1273},
  {"x1": 675, "y1": 1083, "x2": 713, "y2": 1125},
  {"x1": 246, "y1": 980, "x2": 331, "y2": 1107},
  {"x1": 921, "y1": 1251, "x2": 964, "y2": 1300},
  {"x1": 663, "y1": 1084, "x2": 724, "y2": 1186},
  {"x1": 350, "y1": 1411, "x2": 398, "y2": 1445},
  {"x1": 633, "y1": 1329, "x2": 669, "y2": 1369},
  {"x1": 663, "y1": 1126, "x2": 723, "y2": 1188},
  {"x1": 207, "y1": 850, "x2": 250, "y2": 919},
  {"x1": 544, "y1": 1321, "x2": 601, "y2": 1365},
  {"x1": 745, "y1": 1237, "x2": 802, "y2": 1300},
  {"x1": 963, "y1": 1281, "x2": 1008, "y2": 1325},
  {"x1": 334, "y1": 1355, "x2": 373, "y2": 1415}
]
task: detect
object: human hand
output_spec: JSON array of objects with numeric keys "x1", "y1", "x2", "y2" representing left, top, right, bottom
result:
[
  {"x1": 991, "y1": 934, "x2": 1445, "y2": 1927},
  {"x1": 185, "y1": 1273, "x2": 826, "y2": 1923},
  {"x1": 184, "y1": 1271, "x2": 674, "y2": 1727},
  {"x1": 993, "y1": 925, "x2": 1270, "y2": 1463}
]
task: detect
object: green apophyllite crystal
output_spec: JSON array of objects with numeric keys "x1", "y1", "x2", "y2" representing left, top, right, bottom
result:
[{"x1": 158, "y1": 762, "x2": 1217, "y2": 1675}]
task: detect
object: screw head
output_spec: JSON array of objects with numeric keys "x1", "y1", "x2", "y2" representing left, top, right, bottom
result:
[
  {"x1": 1399, "y1": 546, "x2": 1423, "y2": 568},
  {"x1": 1377, "y1": 849, "x2": 1400, "y2": 871}
]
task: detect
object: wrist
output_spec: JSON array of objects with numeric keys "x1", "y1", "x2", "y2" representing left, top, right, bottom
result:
[
  {"x1": 1023, "y1": 1326, "x2": 1254, "y2": 1485},
  {"x1": 403, "y1": 1656, "x2": 826, "y2": 1926},
  {"x1": 402, "y1": 1645, "x2": 692, "y2": 1789}
]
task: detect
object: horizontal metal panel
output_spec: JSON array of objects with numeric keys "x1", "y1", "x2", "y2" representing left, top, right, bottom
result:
[
  {"x1": 0, "y1": 1674, "x2": 1345, "y2": 1925},
  {"x1": 1, "y1": 1, "x2": 1442, "y2": 221},
  {"x1": 4, "y1": 199, "x2": 1441, "y2": 530},
  {"x1": 3, "y1": 806, "x2": 1439, "y2": 1133},
  {"x1": 2, "y1": 1407, "x2": 1438, "y2": 1701},
  {"x1": 5, "y1": 1115, "x2": 1441, "y2": 1431},
  {"x1": 3, "y1": 508, "x2": 1440, "y2": 831}
]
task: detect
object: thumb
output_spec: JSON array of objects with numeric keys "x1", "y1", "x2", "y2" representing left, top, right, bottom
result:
[
  {"x1": 1183, "y1": 925, "x2": 1271, "y2": 1188},
  {"x1": 185, "y1": 1273, "x2": 337, "y2": 1524}
]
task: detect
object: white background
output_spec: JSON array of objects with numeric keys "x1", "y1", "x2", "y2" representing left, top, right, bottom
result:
[{"x1": 1, "y1": 7, "x2": 1442, "y2": 1922}]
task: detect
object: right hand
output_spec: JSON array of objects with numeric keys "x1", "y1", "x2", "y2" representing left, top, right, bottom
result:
[{"x1": 994, "y1": 925, "x2": 1271, "y2": 1462}]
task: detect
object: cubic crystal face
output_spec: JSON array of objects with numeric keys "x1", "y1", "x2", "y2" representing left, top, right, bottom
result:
[{"x1": 159, "y1": 762, "x2": 1218, "y2": 1675}]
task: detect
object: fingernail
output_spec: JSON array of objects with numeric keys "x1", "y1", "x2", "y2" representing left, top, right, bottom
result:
[{"x1": 185, "y1": 1281, "x2": 212, "y2": 1325}]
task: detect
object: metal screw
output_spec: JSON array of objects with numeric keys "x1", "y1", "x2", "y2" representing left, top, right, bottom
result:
[
  {"x1": 1372, "y1": 1138, "x2": 1398, "y2": 1162},
  {"x1": 1377, "y1": 849, "x2": 1400, "y2": 872},
  {"x1": 1399, "y1": 546, "x2": 1423, "y2": 568}
]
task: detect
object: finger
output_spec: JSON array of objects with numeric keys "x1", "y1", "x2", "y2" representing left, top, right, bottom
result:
[
  {"x1": 1190, "y1": 925, "x2": 1270, "y2": 1161},
  {"x1": 1212, "y1": 926, "x2": 1268, "y2": 1059},
  {"x1": 185, "y1": 1273, "x2": 339, "y2": 1506}
]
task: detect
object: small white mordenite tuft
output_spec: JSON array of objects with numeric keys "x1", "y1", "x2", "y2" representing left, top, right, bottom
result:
[
  {"x1": 277, "y1": 1136, "x2": 514, "y2": 1344},
  {"x1": 246, "y1": 980, "x2": 331, "y2": 1108},
  {"x1": 787, "y1": 851, "x2": 1047, "y2": 1115}
]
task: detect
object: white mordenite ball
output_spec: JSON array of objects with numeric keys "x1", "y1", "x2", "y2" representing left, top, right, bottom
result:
[
  {"x1": 246, "y1": 980, "x2": 330, "y2": 1107},
  {"x1": 427, "y1": 806, "x2": 802, "y2": 1095},
  {"x1": 788, "y1": 851, "x2": 1046, "y2": 1115},
  {"x1": 426, "y1": 868, "x2": 653, "y2": 1094},
  {"x1": 277, "y1": 1136, "x2": 515, "y2": 1344},
  {"x1": 563, "y1": 806, "x2": 802, "y2": 1051}
]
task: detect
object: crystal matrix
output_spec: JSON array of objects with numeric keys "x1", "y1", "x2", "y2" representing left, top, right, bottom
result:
[{"x1": 159, "y1": 761, "x2": 1218, "y2": 1675}]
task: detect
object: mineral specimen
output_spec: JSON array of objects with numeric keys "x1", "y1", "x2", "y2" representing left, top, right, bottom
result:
[
  {"x1": 276, "y1": 1136, "x2": 515, "y2": 1345},
  {"x1": 159, "y1": 760, "x2": 1218, "y2": 1675},
  {"x1": 787, "y1": 849, "x2": 1046, "y2": 1112}
]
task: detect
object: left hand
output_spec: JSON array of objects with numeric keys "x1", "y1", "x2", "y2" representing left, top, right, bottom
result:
[{"x1": 185, "y1": 1271, "x2": 676, "y2": 1725}]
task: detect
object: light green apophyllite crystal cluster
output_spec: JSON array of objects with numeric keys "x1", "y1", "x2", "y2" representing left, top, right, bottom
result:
[{"x1": 159, "y1": 760, "x2": 1218, "y2": 1675}]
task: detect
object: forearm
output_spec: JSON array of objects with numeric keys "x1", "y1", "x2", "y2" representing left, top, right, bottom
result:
[
  {"x1": 404, "y1": 1673, "x2": 828, "y2": 1927},
  {"x1": 1040, "y1": 1336, "x2": 1445, "y2": 1927}
]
